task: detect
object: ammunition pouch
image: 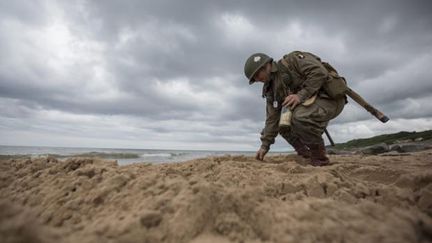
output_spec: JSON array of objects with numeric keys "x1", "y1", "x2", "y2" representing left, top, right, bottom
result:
[{"x1": 321, "y1": 62, "x2": 348, "y2": 99}]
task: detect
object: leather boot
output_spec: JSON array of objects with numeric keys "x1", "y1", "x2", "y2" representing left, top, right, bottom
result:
[
  {"x1": 291, "y1": 138, "x2": 310, "y2": 158},
  {"x1": 307, "y1": 142, "x2": 330, "y2": 166}
]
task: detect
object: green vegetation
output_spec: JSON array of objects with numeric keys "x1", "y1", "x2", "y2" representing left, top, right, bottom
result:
[{"x1": 334, "y1": 130, "x2": 432, "y2": 149}]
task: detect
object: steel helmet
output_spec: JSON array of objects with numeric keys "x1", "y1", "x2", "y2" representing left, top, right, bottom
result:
[{"x1": 244, "y1": 53, "x2": 273, "y2": 84}]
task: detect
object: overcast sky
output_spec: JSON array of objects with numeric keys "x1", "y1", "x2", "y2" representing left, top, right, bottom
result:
[{"x1": 0, "y1": 0, "x2": 431, "y2": 151}]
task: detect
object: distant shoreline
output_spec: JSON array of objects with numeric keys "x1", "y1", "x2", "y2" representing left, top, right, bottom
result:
[{"x1": 0, "y1": 146, "x2": 294, "y2": 165}]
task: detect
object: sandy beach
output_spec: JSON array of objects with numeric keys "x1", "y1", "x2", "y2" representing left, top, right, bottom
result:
[{"x1": 1, "y1": 150, "x2": 431, "y2": 243}]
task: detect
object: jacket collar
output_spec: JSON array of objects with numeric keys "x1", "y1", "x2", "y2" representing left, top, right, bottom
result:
[
  {"x1": 261, "y1": 62, "x2": 279, "y2": 98},
  {"x1": 270, "y1": 61, "x2": 278, "y2": 73}
]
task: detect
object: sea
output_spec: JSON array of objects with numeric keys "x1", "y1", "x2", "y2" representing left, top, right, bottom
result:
[{"x1": 0, "y1": 145, "x2": 293, "y2": 165}]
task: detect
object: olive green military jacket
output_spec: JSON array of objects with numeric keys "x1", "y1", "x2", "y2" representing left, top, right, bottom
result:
[{"x1": 260, "y1": 51, "x2": 330, "y2": 150}]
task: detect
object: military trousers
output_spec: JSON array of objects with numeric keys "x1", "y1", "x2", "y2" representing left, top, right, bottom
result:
[{"x1": 280, "y1": 96, "x2": 346, "y2": 144}]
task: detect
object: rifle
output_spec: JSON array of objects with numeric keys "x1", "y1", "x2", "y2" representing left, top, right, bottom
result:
[
  {"x1": 324, "y1": 87, "x2": 389, "y2": 146},
  {"x1": 346, "y1": 88, "x2": 390, "y2": 123},
  {"x1": 324, "y1": 128, "x2": 335, "y2": 146}
]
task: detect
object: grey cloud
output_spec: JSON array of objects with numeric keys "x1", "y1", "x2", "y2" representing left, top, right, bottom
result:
[{"x1": 0, "y1": 0, "x2": 431, "y2": 149}]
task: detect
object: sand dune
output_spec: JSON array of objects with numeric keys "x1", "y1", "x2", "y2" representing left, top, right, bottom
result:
[{"x1": 1, "y1": 150, "x2": 432, "y2": 243}]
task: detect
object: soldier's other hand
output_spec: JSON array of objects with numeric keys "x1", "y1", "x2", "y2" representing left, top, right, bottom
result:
[
  {"x1": 255, "y1": 148, "x2": 268, "y2": 161},
  {"x1": 282, "y1": 94, "x2": 301, "y2": 109}
]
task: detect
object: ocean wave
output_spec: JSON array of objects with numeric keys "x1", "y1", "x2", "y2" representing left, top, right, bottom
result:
[
  {"x1": 0, "y1": 152, "x2": 142, "y2": 159},
  {"x1": 0, "y1": 151, "x2": 191, "y2": 160},
  {"x1": 140, "y1": 153, "x2": 173, "y2": 157},
  {"x1": 69, "y1": 152, "x2": 141, "y2": 159}
]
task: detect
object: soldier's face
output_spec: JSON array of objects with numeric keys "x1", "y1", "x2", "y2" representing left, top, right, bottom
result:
[{"x1": 253, "y1": 63, "x2": 271, "y2": 83}]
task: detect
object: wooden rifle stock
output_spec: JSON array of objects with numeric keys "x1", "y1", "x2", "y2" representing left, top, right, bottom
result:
[{"x1": 345, "y1": 88, "x2": 390, "y2": 123}]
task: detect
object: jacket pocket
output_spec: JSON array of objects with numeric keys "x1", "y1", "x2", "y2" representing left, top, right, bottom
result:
[{"x1": 323, "y1": 72, "x2": 348, "y2": 99}]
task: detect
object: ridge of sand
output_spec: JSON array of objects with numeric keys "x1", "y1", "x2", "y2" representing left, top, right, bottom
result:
[{"x1": 1, "y1": 150, "x2": 432, "y2": 243}]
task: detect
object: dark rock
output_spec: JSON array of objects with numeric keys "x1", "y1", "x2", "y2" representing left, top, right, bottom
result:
[
  {"x1": 327, "y1": 149, "x2": 353, "y2": 155},
  {"x1": 389, "y1": 143, "x2": 431, "y2": 153},
  {"x1": 359, "y1": 143, "x2": 389, "y2": 155},
  {"x1": 379, "y1": 151, "x2": 412, "y2": 157}
]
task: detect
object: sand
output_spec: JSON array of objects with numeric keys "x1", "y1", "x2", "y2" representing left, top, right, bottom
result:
[{"x1": 1, "y1": 150, "x2": 432, "y2": 243}]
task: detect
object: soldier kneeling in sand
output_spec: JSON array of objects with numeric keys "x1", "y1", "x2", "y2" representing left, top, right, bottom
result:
[{"x1": 244, "y1": 51, "x2": 347, "y2": 166}]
